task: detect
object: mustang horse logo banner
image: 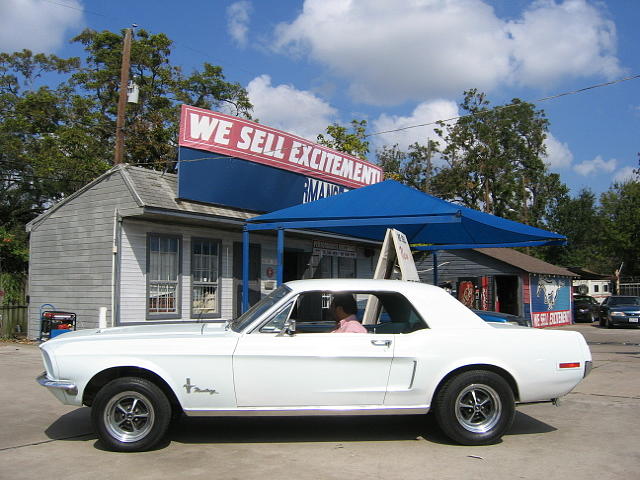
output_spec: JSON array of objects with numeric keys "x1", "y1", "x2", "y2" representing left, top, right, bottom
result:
[
  {"x1": 531, "y1": 275, "x2": 571, "y2": 327},
  {"x1": 536, "y1": 276, "x2": 564, "y2": 310}
]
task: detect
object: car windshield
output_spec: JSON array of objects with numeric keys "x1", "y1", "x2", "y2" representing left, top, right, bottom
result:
[
  {"x1": 229, "y1": 285, "x2": 291, "y2": 332},
  {"x1": 609, "y1": 297, "x2": 640, "y2": 306}
]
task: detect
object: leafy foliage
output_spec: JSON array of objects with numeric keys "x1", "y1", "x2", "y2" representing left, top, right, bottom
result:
[
  {"x1": 376, "y1": 141, "x2": 438, "y2": 192},
  {"x1": 0, "y1": 30, "x2": 253, "y2": 274},
  {"x1": 317, "y1": 119, "x2": 369, "y2": 160},
  {"x1": 542, "y1": 189, "x2": 610, "y2": 272},
  {"x1": 432, "y1": 89, "x2": 566, "y2": 228},
  {"x1": 599, "y1": 180, "x2": 640, "y2": 276},
  {"x1": 71, "y1": 28, "x2": 252, "y2": 170}
]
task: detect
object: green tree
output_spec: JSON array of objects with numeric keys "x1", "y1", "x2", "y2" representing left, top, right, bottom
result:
[
  {"x1": 0, "y1": 50, "x2": 107, "y2": 273},
  {"x1": 542, "y1": 189, "x2": 610, "y2": 272},
  {"x1": 376, "y1": 141, "x2": 438, "y2": 192},
  {"x1": 432, "y1": 89, "x2": 566, "y2": 227},
  {"x1": 317, "y1": 119, "x2": 369, "y2": 160},
  {"x1": 599, "y1": 180, "x2": 640, "y2": 277},
  {"x1": 71, "y1": 28, "x2": 253, "y2": 170},
  {"x1": 1, "y1": 30, "x2": 253, "y2": 274}
]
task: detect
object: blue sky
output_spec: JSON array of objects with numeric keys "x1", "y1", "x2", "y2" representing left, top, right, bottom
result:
[{"x1": 1, "y1": 0, "x2": 638, "y2": 196}]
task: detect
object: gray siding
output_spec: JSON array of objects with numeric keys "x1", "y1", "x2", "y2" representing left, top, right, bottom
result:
[
  {"x1": 416, "y1": 249, "x2": 522, "y2": 285},
  {"x1": 27, "y1": 172, "x2": 141, "y2": 338}
]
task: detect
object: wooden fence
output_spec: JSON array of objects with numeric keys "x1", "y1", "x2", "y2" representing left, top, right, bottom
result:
[{"x1": 0, "y1": 305, "x2": 28, "y2": 337}]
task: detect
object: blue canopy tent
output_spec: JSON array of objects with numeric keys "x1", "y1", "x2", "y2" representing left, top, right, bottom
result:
[{"x1": 241, "y1": 180, "x2": 566, "y2": 311}]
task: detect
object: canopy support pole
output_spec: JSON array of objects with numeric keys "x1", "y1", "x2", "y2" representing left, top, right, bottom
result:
[
  {"x1": 242, "y1": 227, "x2": 249, "y2": 313},
  {"x1": 277, "y1": 228, "x2": 284, "y2": 286},
  {"x1": 433, "y1": 251, "x2": 439, "y2": 286}
]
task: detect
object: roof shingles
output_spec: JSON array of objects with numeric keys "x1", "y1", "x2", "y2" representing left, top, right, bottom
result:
[{"x1": 474, "y1": 248, "x2": 576, "y2": 276}]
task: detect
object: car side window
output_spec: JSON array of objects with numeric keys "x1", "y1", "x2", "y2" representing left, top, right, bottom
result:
[
  {"x1": 256, "y1": 290, "x2": 427, "y2": 334},
  {"x1": 259, "y1": 301, "x2": 295, "y2": 333}
]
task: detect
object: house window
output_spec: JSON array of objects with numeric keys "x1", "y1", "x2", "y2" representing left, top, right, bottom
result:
[
  {"x1": 147, "y1": 234, "x2": 181, "y2": 318},
  {"x1": 593, "y1": 285, "x2": 599, "y2": 293},
  {"x1": 604, "y1": 284, "x2": 609, "y2": 292},
  {"x1": 191, "y1": 238, "x2": 221, "y2": 318}
]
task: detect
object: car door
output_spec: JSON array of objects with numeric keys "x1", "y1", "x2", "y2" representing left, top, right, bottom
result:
[{"x1": 232, "y1": 297, "x2": 394, "y2": 408}]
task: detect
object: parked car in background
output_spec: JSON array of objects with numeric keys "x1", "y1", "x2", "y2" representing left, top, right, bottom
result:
[
  {"x1": 471, "y1": 310, "x2": 531, "y2": 327},
  {"x1": 573, "y1": 295, "x2": 600, "y2": 323},
  {"x1": 598, "y1": 296, "x2": 640, "y2": 328},
  {"x1": 37, "y1": 279, "x2": 591, "y2": 452}
]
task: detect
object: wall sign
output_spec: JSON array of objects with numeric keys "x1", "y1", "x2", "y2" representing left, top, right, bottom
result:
[
  {"x1": 312, "y1": 240, "x2": 357, "y2": 258},
  {"x1": 177, "y1": 105, "x2": 383, "y2": 212},
  {"x1": 530, "y1": 274, "x2": 571, "y2": 327}
]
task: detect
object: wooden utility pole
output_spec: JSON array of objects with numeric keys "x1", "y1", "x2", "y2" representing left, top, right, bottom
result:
[{"x1": 114, "y1": 28, "x2": 132, "y2": 165}]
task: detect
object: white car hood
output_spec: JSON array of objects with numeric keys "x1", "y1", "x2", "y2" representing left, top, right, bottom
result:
[{"x1": 45, "y1": 322, "x2": 230, "y2": 344}]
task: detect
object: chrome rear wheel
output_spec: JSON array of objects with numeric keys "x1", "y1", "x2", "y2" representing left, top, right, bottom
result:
[
  {"x1": 434, "y1": 370, "x2": 515, "y2": 445},
  {"x1": 455, "y1": 384, "x2": 502, "y2": 434}
]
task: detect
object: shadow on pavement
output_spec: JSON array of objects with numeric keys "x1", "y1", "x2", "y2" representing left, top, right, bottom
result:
[
  {"x1": 44, "y1": 407, "x2": 95, "y2": 441},
  {"x1": 45, "y1": 408, "x2": 556, "y2": 450},
  {"x1": 506, "y1": 411, "x2": 556, "y2": 436},
  {"x1": 169, "y1": 414, "x2": 451, "y2": 446}
]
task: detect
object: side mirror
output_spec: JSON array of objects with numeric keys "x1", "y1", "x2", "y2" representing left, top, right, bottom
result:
[{"x1": 278, "y1": 319, "x2": 296, "y2": 336}]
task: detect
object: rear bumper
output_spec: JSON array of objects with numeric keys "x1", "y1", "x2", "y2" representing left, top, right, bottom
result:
[{"x1": 36, "y1": 372, "x2": 78, "y2": 396}]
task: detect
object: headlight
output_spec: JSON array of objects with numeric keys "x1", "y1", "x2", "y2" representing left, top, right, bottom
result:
[{"x1": 610, "y1": 311, "x2": 625, "y2": 317}]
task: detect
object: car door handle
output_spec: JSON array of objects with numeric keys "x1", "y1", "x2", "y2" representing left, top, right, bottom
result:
[{"x1": 371, "y1": 340, "x2": 392, "y2": 347}]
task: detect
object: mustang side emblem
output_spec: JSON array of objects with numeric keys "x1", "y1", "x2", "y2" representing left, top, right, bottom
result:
[{"x1": 183, "y1": 378, "x2": 219, "y2": 395}]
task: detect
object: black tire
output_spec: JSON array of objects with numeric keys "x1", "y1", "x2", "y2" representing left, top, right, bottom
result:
[
  {"x1": 91, "y1": 377, "x2": 172, "y2": 452},
  {"x1": 433, "y1": 370, "x2": 515, "y2": 446},
  {"x1": 599, "y1": 315, "x2": 605, "y2": 327},
  {"x1": 606, "y1": 317, "x2": 613, "y2": 329}
]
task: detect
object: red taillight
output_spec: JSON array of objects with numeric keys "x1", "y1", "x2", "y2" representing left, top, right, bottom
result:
[{"x1": 559, "y1": 362, "x2": 581, "y2": 369}]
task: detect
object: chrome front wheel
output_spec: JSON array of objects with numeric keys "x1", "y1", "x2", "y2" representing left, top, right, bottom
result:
[
  {"x1": 103, "y1": 391, "x2": 155, "y2": 443},
  {"x1": 92, "y1": 377, "x2": 171, "y2": 452}
]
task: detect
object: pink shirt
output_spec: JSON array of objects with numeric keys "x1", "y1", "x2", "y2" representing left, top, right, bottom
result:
[{"x1": 332, "y1": 314, "x2": 367, "y2": 333}]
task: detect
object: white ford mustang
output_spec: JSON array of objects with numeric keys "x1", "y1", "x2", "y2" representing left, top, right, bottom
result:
[{"x1": 37, "y1": 279, "x2": 592, "y2": 452}]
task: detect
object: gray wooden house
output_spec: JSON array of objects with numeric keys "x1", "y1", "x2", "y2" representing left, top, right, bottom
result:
[{"x1": 26, "y1": 165, "x2": 377, "y2": 338}]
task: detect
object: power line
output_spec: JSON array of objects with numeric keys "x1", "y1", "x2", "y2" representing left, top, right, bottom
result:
[
  {"x1": 366, "y1": 73, "x2": 640, "y2": 138},
  {"x1": 40, "y1": 0, "x2": 260, "y2": 79}
]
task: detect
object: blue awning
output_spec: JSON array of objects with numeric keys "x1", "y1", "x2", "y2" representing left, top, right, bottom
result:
[{"x1": 246, "y1": 180, "x2": 566, "y2": 248}]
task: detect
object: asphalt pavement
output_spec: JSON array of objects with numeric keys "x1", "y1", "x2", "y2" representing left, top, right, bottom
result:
[{"x1": 1, "y1": 323, "x2": 638, "y2": 480}]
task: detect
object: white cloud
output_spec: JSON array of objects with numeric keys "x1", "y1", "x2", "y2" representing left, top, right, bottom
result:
[
  {"x1": 573, "y1": 155, "x2": 617, "y2": 176},
  {"x1": 246, "y1": 74, "x2": 338, "y2": 142},
  {"x1": 0, "y1": 0, "x2": 83, "y2": 53},
  {"x1": 613, "y1": 166, "x2": 638, "y2": 183},
  {"x1": 507, "y1": 0, "x2": 622, "y2": 86},
  {"x1": 226, "y1": 1, "x2": 252, "y2": 47},
  {"x1": 371, "y1": 100, "x2": 459, "y2": 152},
  {"x1": 272, "y1": 0, "x2": 622, "y2": 105},
  {"x1": 544, "y1": 133, "x2": 574, "y2": 169}
]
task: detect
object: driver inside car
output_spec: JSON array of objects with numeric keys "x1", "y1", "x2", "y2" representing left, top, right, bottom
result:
[{"x1": 330, "y1": 293, "x2": 367, "y2": 333}]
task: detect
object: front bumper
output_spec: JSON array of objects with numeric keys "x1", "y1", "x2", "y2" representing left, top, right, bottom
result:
[
  {"x1": 609, "y1": 315, "x2": 640, "y2": 326},
  {"x1": 36, "y1": 372, "x2": 78, "y2": 396}
]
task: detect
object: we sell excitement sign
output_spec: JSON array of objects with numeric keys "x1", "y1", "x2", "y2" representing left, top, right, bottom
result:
[{"x1": 178, "y1": 105, "x2": 383, "y2": 212}]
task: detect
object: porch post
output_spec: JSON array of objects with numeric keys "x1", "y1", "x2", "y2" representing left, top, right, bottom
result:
[
  {"x1": 242, "y1": 227, "x2": 249, "y2": 313},
  {"x1": 433, "y1": 250, "x2": 439, "y2": 286},
  {"x1": 276, "y1": 227, "x2": 284, "y2": 286}
]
